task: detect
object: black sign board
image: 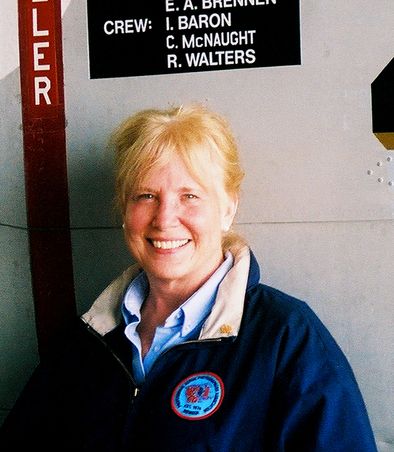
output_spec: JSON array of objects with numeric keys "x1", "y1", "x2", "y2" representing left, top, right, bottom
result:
[{"x1": 87, "y1": 0, "x2": 301, "y2": 79}]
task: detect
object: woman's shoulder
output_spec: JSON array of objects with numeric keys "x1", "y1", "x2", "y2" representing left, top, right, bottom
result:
[
  {"x1": 246, "y1": 282, "x2": 313, "y2": 320},
  {"x1": 244, "y1": 282, "x2": 349, "y2": 366}
]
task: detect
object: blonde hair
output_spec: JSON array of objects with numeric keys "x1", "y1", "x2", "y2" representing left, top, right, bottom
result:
[{"x1": 110, "y1": 103, "x2": 247, "y2": 251}]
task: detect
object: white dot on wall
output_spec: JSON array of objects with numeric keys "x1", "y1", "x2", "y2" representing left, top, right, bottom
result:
[{"x1": 367, "y1": 154, "x2": 394, "y2": 187}]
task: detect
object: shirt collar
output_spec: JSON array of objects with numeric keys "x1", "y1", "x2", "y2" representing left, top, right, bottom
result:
[
  {"x1": 121, "y1": 252, "x2": 234, "y2": 337},
  {"x1": 121, "y1": 271, "x2": 148, "y2": 324}
]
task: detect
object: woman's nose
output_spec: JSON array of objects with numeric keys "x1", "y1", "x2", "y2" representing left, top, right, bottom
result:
[{"x1": 151, "y1": 199, "x2": 180, "y2": 229}]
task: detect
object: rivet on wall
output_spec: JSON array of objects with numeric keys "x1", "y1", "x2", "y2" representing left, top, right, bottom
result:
[{"x1": 367, "y1": 158, "x2": 393, "y2": 187}]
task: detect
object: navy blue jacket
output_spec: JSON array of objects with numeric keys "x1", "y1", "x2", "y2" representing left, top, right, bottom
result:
[{"x1": 0, "y1": 248, "x2": 377, "y2": 451}]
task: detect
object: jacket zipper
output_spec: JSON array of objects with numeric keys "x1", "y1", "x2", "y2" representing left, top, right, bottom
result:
[{"x1": 81, "y1": 318, "x2": 141, "y2": 400}]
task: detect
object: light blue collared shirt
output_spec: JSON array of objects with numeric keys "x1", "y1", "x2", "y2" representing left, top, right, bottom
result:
[{"x1": 121, "y1": 252, "x2": 234, "y2": 385}]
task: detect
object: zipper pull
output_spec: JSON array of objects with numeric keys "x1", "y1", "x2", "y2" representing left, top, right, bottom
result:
[{"x1": 133, "y1": 387, "x2": 139, "y2": 398}]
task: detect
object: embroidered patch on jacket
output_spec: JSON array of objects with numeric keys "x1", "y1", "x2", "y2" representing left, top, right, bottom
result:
[{"x1": 171, "y1": 372, "x2": 224, "y2": 420}]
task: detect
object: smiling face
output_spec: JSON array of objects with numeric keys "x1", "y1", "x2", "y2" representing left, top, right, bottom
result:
[{"x1": 123, "y1": 154, "x2": 237, "y2": 292}]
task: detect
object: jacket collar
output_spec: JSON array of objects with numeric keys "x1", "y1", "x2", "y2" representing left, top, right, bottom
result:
[{"x1": 81, "y1": 246, "x2": 257, "y2": 339}]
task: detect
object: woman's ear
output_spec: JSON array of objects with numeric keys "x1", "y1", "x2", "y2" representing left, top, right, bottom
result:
[{"x1": 221, "y1": 194, "x2": 238, "y2": 232}]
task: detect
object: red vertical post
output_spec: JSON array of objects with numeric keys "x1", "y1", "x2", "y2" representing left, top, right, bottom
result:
[{"x1": 18, "y1": 0, "x2": 76, "y2": 356}]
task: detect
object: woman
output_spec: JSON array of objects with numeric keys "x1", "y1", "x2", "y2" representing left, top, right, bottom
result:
[{"x1": 0, "y1": 104, "x2": 377, "y2": 451}]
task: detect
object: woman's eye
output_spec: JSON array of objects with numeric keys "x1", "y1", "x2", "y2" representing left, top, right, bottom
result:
[
  {"x1": 184, "y1": 194, "x2": 198, "y2": 199},
  {"x1": 133, "y1": 193, "x2": 155, "y2": 201}
]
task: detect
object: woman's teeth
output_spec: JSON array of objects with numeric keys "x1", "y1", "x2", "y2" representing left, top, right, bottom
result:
[{"x1": 151, "y1": 239, "x2": 189, "y2": 249}]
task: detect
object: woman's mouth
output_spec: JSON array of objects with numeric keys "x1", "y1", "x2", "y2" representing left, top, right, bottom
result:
[{"x1": 150, "y1": 239, "x2": 189, "y2": 250}]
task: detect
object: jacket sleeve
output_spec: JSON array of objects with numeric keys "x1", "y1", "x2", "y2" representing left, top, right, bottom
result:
[
  {"x1": 0, "y1": 319, "x2": 92, "y2": 449},
  {"x1": 0, "y1": 361, "x2": 62, "y2": 449},
  {"x1": 267, "y1": 301, "x2": 378, "y2": 452}
]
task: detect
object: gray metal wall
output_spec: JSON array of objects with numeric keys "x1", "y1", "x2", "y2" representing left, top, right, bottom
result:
[{"x1": 1, "y1": 1, "x2": 393, "y2": 449}]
